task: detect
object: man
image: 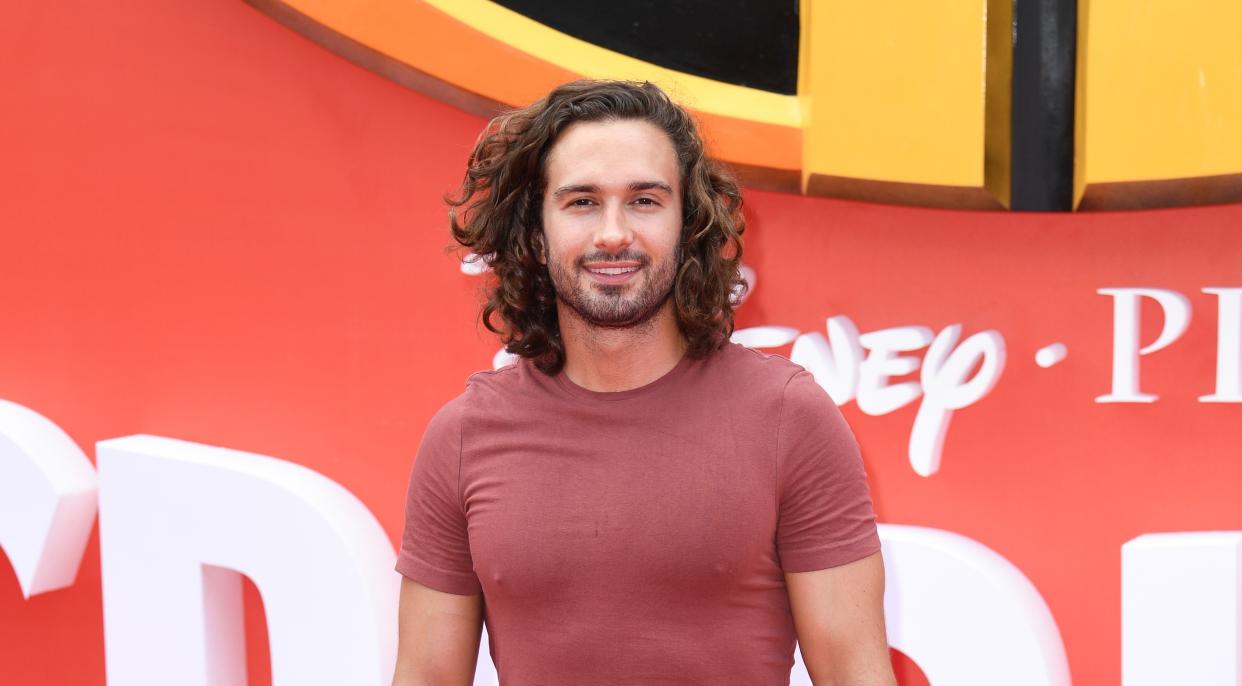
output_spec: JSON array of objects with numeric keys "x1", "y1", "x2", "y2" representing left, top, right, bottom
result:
[{"x1": 392, "y1": 80, "x2": 895, "y2": 686}]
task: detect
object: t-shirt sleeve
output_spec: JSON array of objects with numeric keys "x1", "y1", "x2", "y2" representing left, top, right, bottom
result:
[
  {"x1": 395, "y1": 394, "x2": 482, "y2": 595},
  {"x1": 775, "y1": 370, "x2": 881, "y2": 572}
]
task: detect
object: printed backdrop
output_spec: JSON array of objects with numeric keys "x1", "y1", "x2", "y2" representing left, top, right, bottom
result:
[{"x1": 2, "y1": 2, "x2": 1240, "y2": 685}]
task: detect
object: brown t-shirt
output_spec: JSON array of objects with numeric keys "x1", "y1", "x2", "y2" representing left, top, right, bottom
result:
[{"x1": 396, "y1": 342, "x2": 880, "y2": 685}]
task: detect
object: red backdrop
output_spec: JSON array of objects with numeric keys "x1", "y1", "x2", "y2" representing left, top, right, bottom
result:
[{"x1": 2, "y1": 3, "x2": 1240, "y2": 685}]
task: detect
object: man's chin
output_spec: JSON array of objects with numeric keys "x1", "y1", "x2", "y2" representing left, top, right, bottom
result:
[
  {"x1": 572, "y1": 305, "x2": 648, "y2": 329},
  {"x1": 564, "y1": 293, "x2": 672, "y2": 330}
]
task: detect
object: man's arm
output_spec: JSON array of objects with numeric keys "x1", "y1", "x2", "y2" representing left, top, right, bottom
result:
[
  {"x1": 391, "y1": 577, "x2": 484, "y2": 686},
  {"x1": 785, "y1": 550, "x2": 897, "y2": 686}
]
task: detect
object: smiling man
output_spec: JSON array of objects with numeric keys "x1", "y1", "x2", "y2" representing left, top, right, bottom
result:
[{"x1": 391, "y1": 80, "x2": 895, "y2": 686}]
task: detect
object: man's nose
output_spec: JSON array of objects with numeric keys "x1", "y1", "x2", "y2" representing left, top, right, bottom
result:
[{"x1": 593, "y1": 202, "x2": 634, "y2": 252}]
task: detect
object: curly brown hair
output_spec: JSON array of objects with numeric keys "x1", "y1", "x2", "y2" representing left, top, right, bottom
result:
[{"x1": 447, "y1": 79, "x2": 747, "y2": 374}]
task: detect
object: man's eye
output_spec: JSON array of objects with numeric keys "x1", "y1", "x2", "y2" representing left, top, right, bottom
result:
[
  {"x1": 570, "y1": 198, "x2": 595, "y2": 206},
  {"x1": 634, "y1": 197, "x2": 658, "y2": 206}
]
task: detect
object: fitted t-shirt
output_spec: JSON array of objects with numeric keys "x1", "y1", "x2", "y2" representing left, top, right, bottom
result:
[{"x1": 396, "y1": 342, "x2": 881, "y2": 685}]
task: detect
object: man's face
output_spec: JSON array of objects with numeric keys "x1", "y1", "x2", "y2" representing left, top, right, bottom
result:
[{"x1": 539, "y1": 118, "x2": 683, "y2": 329}]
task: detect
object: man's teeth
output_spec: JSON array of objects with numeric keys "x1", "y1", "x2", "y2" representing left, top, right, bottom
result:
[{"x1": 589, "y1": 266, "x2": 638, "y2": 275}]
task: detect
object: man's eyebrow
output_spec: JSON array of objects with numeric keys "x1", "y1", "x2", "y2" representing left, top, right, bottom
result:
[
  {"x1": 551, "y1": 181, "x2": 674, "y2": 198},
  {"x1": 630, "y1": 181, "x2": 673, "y2": 194},
  {"x1": 552, "y1": 184, "x2": 599, "y2": 198}
]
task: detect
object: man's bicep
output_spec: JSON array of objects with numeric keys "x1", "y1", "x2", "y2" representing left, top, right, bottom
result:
[
  {"x1": 785, "y1": 550, "x2": 897, "y2": 685},
  {"x1": 392, "y1": 577, "x2": 483, "y2": 686}
]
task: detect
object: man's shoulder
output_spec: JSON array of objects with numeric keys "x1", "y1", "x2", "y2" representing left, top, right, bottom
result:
[
  {"x1": 421, "y1": 361, "x2": 527, "y2": 435},
  {"x1": 727, "y1": 345, "x2": 848, "y2": 433},
  {"x1": 464, "y1": 359, "x2": 522, "y2": 389},
  {"x1": 464, "y1": 357, "x2": 526, "y2": 390},
  {"x1": 691, "y1": 342, "x2": 823, "y2": 415},
  {"x1": 710, "y1": 341, "x2": 811, "y2": 391},
  {"x1": 690, "y1": 343, "x2": 838, "y2": 430},
  {"x1": 458, "y1": 356, "x2": 547, "y2": 407}
]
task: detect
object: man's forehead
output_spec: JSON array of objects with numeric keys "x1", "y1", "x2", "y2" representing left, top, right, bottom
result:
[{"x1": 544, "y1": 119, "x2": 680, "y2": 189}]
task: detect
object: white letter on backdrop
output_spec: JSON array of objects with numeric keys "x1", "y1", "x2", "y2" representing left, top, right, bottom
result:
[
  {"x1": 0, "y1": 399, "x2": 97, "y2": 598},
  {"x1": 856, "y1": 326, "x2": 934, "y2": 415},
  {"x1": 790, "y1": 315, "x2": 864, "y2": 405},
  {"x1": 878, "y1": 524, "x2": 1071, "y2": 686},
  {"x1": 909, "y1": 326, "x2": 1006, "y2": 476},
  {"x1": 97, "y1": 435, "x2": 398, "y2": 686},
  {"x1": 1122, "y1": 532, "x2": 1242, "y2": 686},
  {"x1": 1200, "y1": 287, "x2": 1242, "y2": 403},
  {"x1": 1096, "y1": 288, "x2": 1191, "y2": 403}
]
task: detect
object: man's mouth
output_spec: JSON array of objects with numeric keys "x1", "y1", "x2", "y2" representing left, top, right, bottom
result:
[
  {"x1": 582, "y1": 261, "x2": 642, "y2": 284},
  {"x1": 587, "y1": 266, "x2": 639, "y2": 275}
]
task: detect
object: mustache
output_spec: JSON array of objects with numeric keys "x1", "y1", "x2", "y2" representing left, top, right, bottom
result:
[{"x1": 575, "y1": 250, "x2": 651, "y2": 266}]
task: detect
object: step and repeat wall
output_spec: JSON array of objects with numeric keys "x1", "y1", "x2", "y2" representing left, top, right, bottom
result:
[{"x1": 2, "y1": 2, "x2": 1239, "y2": 685}]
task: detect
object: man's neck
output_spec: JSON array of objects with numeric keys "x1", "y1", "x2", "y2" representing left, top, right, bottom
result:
[{"x1": 557, "y1": 301, "x2": 688, "y2": 393}]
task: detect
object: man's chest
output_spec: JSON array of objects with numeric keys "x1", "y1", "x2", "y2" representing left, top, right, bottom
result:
[{"x1": 460, "y1": 425, "x2": 779, "y2": 602}]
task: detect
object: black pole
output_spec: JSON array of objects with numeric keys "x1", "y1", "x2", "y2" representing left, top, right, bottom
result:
[{"x1": 1011, "y1": 0, "x2": 1077, "y2": 211}]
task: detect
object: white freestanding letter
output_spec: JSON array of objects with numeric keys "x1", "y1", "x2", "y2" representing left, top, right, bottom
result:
[
  {"x1": 878, "y1": 524, "x2": 1071, "y2": 686},
  {"x1": 97, "y1": 434, "x2": 399, "y2": 686},
  {"x1": 1200, "y1": 287, "x2": 1242, "y2": 403},
  {"x1": 0, "y1": 399, "x2": 97, "y2": 598},
  {"x1": 1096, "y1": 288, "x2": 1191, "y2": 403},
  {"x1": 1122, "y1": 532, "x2": 1242, "y2": 686}
]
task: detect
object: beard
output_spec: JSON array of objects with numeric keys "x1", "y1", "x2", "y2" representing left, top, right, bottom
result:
[{"x1": 547, "y1": 247, "x2": 678, "y2": 329}]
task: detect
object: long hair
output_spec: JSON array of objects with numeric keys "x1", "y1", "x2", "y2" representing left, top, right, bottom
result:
[{"x1": 447, "y1": 79, "x2": 747, "y2": 374}]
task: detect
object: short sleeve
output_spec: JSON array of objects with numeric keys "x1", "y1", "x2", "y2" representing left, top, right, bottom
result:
[
  {"x1": 775, "y1": 370, "x2": 881, "y2": 572},
  {"x1": 395, "y1": 394, "x2": 482, "y2": 595}
]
